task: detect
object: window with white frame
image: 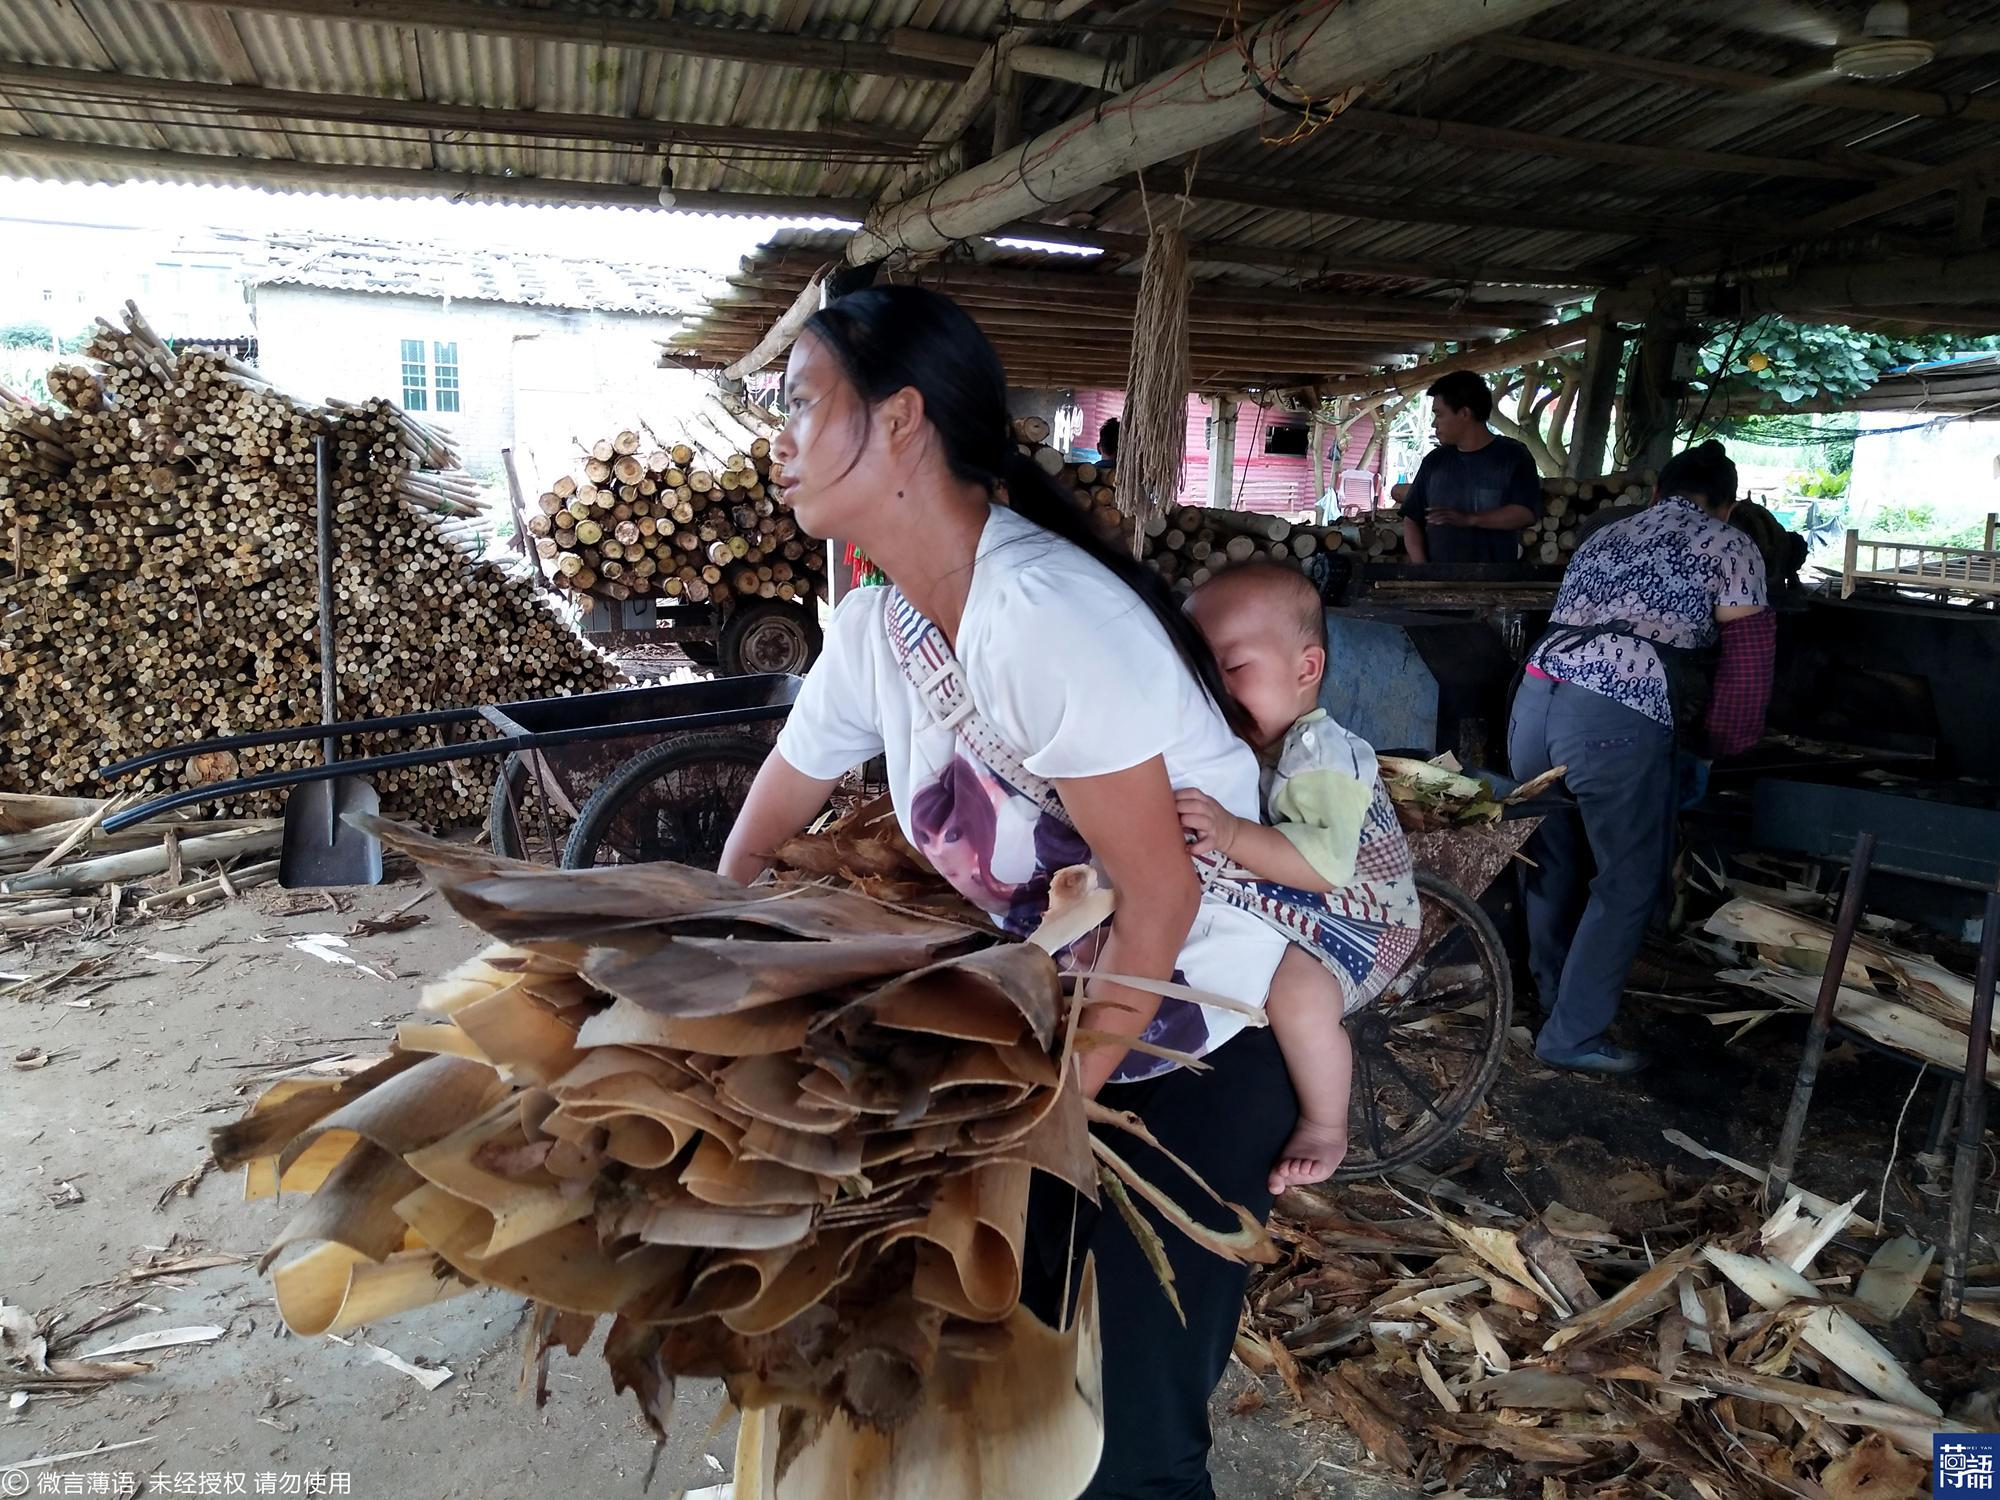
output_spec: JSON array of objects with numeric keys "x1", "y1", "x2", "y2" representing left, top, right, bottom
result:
[
  {"x1": 432, "y1": 341, "x2": 460, "y2": 414},
  {"x1": 399, "y1": 338, "x2": 428, "y2": 411},
  {"x1": 398, "y1": 338, "x2": 462, "y2": 413}
]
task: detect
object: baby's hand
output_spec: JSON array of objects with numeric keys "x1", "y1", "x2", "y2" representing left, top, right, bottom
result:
[{"x1": 1174, "y1": 788, "x2": 1240, "y2": 857}]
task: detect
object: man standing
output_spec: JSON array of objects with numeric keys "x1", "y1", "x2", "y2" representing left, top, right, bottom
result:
[{"x1": 1399, "y1": 371, "x2": 1541, "y2": 564}]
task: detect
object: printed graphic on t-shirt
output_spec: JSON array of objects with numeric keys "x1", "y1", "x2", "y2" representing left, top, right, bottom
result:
[
  {"x1": 908, "y1": 752, "x2": 1089, "y2": 936},
  {"x1": 907, "y1": 747, "x2": 1208, "y2": 1081}
]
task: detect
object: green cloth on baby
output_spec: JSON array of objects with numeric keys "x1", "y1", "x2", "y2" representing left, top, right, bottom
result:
[{"x1": 1269, "y1": 754, "x2": 1373, "y2": 888}]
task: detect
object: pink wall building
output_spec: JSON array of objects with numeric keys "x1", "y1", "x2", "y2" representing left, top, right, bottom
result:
[{"x1": 1072, "y1": 390, "x2": 1381, "y2": 517}]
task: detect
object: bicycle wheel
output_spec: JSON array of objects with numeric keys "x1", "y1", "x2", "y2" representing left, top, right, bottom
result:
[
  {"x1": 1333, "y1": 869, "x2": 1514, "y2": 1180},
  {"x1": 561, "y1": 733, "x2": 771, "y2": 870}
]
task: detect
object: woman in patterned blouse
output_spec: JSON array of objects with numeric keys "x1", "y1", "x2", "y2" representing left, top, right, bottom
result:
[{"x1": 1510, "y1": 441, "x2": 1777, "y2": 1075}]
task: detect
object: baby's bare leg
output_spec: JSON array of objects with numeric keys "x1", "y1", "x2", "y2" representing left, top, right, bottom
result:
[{"x1": 1265, "y1": 946, "x2": 1354, "y2": 1194}]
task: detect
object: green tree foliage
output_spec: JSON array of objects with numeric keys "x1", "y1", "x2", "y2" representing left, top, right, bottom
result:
[
  {"x1": 0, "y1": 322, "x2": 90, "y2": 354},
  {"x1": 1696, "y1": 317, "x2": 1999, "y2": 407}
]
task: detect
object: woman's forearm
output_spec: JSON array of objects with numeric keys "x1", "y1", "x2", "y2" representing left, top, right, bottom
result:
[
  {"x1": 717, "y1": 751, "x2": 843, "y2": 885},
  {"x1": 1075, "y1": 883, "x2": 1200, "y2": 1096}
]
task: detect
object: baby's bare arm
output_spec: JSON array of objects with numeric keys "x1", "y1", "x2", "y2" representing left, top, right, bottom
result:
[{"x1": 1221, "y1": 820, "x2": 1336, "y2": 892}]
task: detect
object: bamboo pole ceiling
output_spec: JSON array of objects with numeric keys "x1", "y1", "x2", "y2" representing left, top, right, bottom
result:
[{"x1": 5, "y1": 0, "x2": 2000, "y2": 386}]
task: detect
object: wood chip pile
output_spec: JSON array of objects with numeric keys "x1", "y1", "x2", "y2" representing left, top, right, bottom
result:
[
  {"x1": 0, "y1": 305, "x2": 617, "y2": 822},
  {"x1": 1705, "y1": 895, "x2": 1992, "y2": 1075},
  {"x1": 0, "y1": 791, "x2": 281, "y2": 940},
  {"x1": 1244, "y1": 1169, "x2": 1980, "y2": 1498},
  {"x1": 210, "y1": 810, "x2": 1250, "y2": 1488},
  {"x1": 529, "y1": 429, "x2": 823, "y2": 610}
]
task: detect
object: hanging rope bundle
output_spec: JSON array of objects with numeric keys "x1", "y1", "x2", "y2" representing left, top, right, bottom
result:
[{"x1": 1115, "y1": 221, "x2": 1191, "y2": 536}]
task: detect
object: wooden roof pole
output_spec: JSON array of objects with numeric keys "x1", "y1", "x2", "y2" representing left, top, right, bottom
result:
[
  {"x1": 1476, "y1": 34, "x2": 2000, "y2": 126},
  {"x1": 875, "y1": 0, "x2": 1101, "y2": 206},
  {"x1": 156, "y1": 0, "x2": 974, "y2": 82},
  {"x1": 996, "y1": 223, "x2": 1600, "y2": 288},
  {"x1": 1745, "y1": 249, "x2": 2000, "y2": 313},
  {"x1": 1310, "y1": 317, "x2": 1601, "y2": 403},
  {"x1": 1661, "y1": 144, "x2": 2000, "y2": 284},
  {"x1": 0, "y1": 137, "x2": 870, "y2": 218},
  {"x1": 0, "y1": 60, "x2": 921, "y2": 157},
  {"x1": 846, "y1": 0, "x2": 1566, "y2": 264},
  {"x1": 1782, "y1": 146, "x2": 2000, "y2": 238}
]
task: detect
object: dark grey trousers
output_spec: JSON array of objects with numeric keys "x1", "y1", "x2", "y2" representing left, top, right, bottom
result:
[
  {"x1": 1507, "y1": 674, "x2": 1677, "y2": 1056},
  {"x1": 1021, "y1": 1024, "x2": 1298, "y2": 1500}
]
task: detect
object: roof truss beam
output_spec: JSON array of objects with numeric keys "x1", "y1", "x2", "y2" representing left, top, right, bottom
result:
[
  {"x1": 0, "y1": 60, "x2": 920, "y2": 158},
  {"x1": 1477, "y1": 34, "x2": 2000, "y2": 126},
  {"x1": 153, "y1": 0, "x2": 974, "y2": 83}
]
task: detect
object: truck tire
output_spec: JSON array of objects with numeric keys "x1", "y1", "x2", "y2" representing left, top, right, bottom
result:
[{"x1": 718, "y1": 600, "x2": 821, "y2": 677}]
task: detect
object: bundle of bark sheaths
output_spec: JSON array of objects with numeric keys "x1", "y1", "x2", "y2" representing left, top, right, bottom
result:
[
  {"x1": 214, "y1": 810, "x2": 1261, "y2": 1496},
  {"x1": 0, "y1": 303, "x2": 616, "y2": 822},
  {"x1": 1704, "y1": 894, "x2": 1993, "y2": 1075},
  {"x1": 1247, "y1": 1167, "x2": 1976, "y2": 1499}
]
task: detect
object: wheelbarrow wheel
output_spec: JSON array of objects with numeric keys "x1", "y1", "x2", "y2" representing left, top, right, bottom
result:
[
  {"x1": 1332, "y1": 869, "x2": 1514, "y2": 1180},
  {"x1": 562, "y1": 733, "x2": 771, "y2": 870},
  {"x1": 487, "y1": 753, "x2": 581, "y2": 864}
]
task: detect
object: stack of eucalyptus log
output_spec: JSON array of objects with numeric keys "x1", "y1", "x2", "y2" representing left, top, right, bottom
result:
[
  {"x1": 0, "y1": 304, "x2": 617, "y2": 823},
  {"x1": 1518, "y1": 468, "x2": 1658, "y2": 565},
  {"x1": 529, "y1": 431, "x2": 823, "y2": 608},
  {"x1": 1134, "y1": 469, "x2": 1663, "y2": 587},
  {"x1": 1138, "y1": 507, "x2": 1339, "y2": 594}
]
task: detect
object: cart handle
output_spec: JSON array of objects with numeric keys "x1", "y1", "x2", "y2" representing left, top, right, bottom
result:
[
  {"x1": 95, "y1": 704, "x2": 493, "y2": 782},
  {"x1": 99, "y1": 703, "x2": 793, "y2": 834}
]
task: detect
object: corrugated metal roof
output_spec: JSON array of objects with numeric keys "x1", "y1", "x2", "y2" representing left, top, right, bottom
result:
[
  {"x1": 243, "y1": 226, "x2": 719, "y2": 312},
  {"x1": 4, "y1": 0, "x2": 2000, "y2": 385}
]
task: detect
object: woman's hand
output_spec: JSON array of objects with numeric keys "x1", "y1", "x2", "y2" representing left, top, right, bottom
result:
[
  {"x1": 1057, "y1": 757, "x2": 1202, "y2": 1096},
  {"x1": 717, "y1": 751, "x2": 844, "y2": 886},
  {"x1": 1174, "y1": 788, "x2": 1240, "y2": 858}
]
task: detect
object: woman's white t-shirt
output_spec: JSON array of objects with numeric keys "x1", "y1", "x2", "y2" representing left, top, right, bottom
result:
[{"x1": 776, "y1": 504, "x2": 1287, "y2": 1079}]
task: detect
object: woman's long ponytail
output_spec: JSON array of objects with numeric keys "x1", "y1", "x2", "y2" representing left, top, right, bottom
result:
[
  {"x1": 804, "y1": 286, "x2": 1254, "y2": 741},
  {"x1": 998, "y1": 448, "x2": 1255, "y2": 740}
]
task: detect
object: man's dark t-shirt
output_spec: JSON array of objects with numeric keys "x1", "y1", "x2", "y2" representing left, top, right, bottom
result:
[{"x1": 1401, "y1": 435, "x2": 1541, "y2": 564}]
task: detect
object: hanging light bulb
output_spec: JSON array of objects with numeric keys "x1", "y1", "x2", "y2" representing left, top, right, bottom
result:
[{"x1": 657, "y1": 161, "x2": 677, "y2": 210}]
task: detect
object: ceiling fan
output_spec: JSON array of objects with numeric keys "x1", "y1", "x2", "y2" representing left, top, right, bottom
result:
[{"x1": 1696, "y1": 0, "x2": 1999, "y2": 79}]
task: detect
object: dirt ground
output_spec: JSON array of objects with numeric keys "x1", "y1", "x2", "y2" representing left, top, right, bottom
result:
[
  {"x1": 7, "y1": 870, "x2": 1991, "y2": 1497},
  {"x1": 1, "y1": 876, "x2": 1415, "y2": 1500}
]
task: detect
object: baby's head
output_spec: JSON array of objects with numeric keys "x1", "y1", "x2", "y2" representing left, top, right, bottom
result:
[{"x1": 1187, "y1": 563, "x2": 1327, "y2": 750}]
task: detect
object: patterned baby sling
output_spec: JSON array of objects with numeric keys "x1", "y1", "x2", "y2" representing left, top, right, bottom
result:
[{"x1": 881, "y1": 588, "x2": 1409, "y2": 1006}]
